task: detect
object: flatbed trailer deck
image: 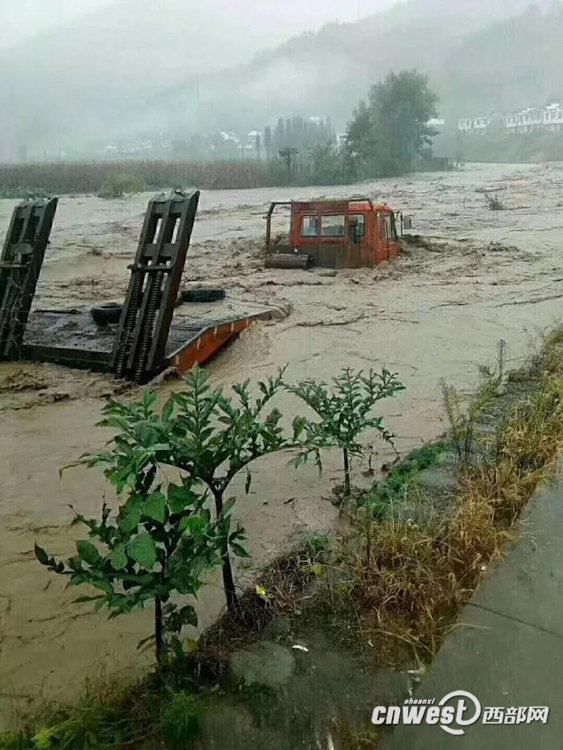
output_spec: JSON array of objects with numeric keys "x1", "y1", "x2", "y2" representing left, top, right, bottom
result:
[{"x1": 22, "y1": 304, "x2": 274, "y2": 374}]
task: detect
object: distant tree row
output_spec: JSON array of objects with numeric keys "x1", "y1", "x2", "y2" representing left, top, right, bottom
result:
[
  {"x1": 264, "y1": 116, "x2": 335, "y2": 157},
  {"x1": 260, "y1": 71, "x2": 438, "y2": 183}
]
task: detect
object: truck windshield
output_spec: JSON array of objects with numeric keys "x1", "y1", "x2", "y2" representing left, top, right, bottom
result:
[{"x1": 321, "y1": 215, "x2": 345, "y2": 237}]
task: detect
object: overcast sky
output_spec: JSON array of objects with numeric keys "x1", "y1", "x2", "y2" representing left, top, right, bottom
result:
[{"x1": 0, "y1": 0, "x2": 396, "y2": 50}]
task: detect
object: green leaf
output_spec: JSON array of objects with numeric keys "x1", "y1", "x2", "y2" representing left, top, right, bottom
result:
[
  {"x1": 142, "y1": 389, "x2": 157, "y2": 409},
  {"x1": 68, "y1": 555, "x2": 83, "y2": 573},
  {"x1": 230, "y1": 541, "x2": 251, "y2": 559},
  {"x1": 179, "y1": 515, "x2": 205, "y2": 535},
  {"x1": 179, "y1": 605, "x2": 198, "y2": 627},
  {"x1": 185, "y1": 637, "x2": 198, "y2": 653},
  {"x1": 76, "y1": 540, "x2": 102, "y2": 567},
  {"x1": 110, "y1": 546, "x2": 128, "y2": 571},
  {"x1": 142, "y1": 492, "x2": 166, "y2": 524},
  {"x1": 127, "y1": 534, "x2": 157, "y2": 570},
  {"x1": 149, "y1": 444, "x2": 171, "y2": 453},
  {"x1": 171, "y1": 569, "x2": 197, "y2": 595},
  {"x1": 221, "y1": 497, "x2": 236, "y2": 519},
  {"x1": 118, "y1": 507, "x2": 141, "y2": 534},
  {"x1": 92, "y1": 580, "x2": 114, "y2": 595},
  {"x1": 168, "y1": 483, "x2": 198, "y2": 514},
  {"x1": 161, "y1": 396, "x2": 175, "y2": 421},
  {"x1": 34, "y1": 543, "x2": 49, "y2": 566},
  {"x1": 255, "y1": 585, "x2": 271, "y2": 602},
  {"x1": 137, "y1": 634, "x2": 156, "y2": 651}
]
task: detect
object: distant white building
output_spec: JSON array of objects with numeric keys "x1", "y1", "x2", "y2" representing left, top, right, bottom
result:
[
  {"x1": 460, "y1": 102, "x2": 563, "y2": 135},
  {"x1": 541, "y1": 102, "x2": 563, "y2": 131},
  {"x1": 458, "y1": 116, "x2": 490, "y2": 133},
  {"x1": 219, "y1": 131, "x2": 240, "y2": 144}
]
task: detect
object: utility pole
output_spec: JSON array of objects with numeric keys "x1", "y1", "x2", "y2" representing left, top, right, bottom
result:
[
  {"x1": 194, "y1": 74, "x2": 200, "y2": 132},
  {"x1": 279, "y1": 147, "x2": 299, "y2": 185}
]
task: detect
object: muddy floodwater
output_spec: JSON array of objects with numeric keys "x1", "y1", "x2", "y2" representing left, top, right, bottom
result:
[{"x1": 1, "y1": 162, "x2": 563, "y2": 725}]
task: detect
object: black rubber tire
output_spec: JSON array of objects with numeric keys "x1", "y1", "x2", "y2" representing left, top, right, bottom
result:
[
  {"x1": 91, "y1": 302, "x2": 123, "y2": 326},
  {"x1": 180, "y1": 288, "x2": 226, "y2": 303}
]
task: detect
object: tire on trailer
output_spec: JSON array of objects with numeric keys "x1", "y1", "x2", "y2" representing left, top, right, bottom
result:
[
  {"x1": 180, "y1": 288, "x2": 226, "y2": 303},
  {"x1": 91, "y1": 302, "x2": 123, "y2": 326}
]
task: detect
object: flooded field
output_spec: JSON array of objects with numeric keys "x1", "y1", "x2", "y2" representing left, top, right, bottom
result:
[{"x1": 2, "y1": 162, "x2": 563, "y2": 725}]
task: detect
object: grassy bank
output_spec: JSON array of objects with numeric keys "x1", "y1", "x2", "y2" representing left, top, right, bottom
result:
[
  {"x1": 3, "y1": 331, "x2": 563, "y2": 749},
  {"x1": 0, "y1": 160, "x2": 288, "y2": 198},
  {"x1": 331, "y1": 333, "x2": 563, "y2": 664},
  {"x1": 0, "y1": 156, "x2": 355, "y2": 198},
  {"x1": 0, "y1": 156, "x2": 455, "y2": 199}
]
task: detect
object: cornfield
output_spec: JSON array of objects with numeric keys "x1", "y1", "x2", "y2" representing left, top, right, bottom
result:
[{"x1": 0, "y1": 155, "x2": 346, "y2": 198}]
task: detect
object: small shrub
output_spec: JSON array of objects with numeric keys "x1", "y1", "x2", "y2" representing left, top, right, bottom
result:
[
  {"x1": 288, "y1": 368, "x2": 405, "y2": 498},
  {"x1": 484, "y1": 192, "x2": 505, "y2": 210},
  {"x1": 162, "y1": 693, "x2": 203, "y2": 749},
  {"x1": 0, "y1": 733, "x2": 34, "y2": 750},
  {"x1": 364, "y1": 441, "x2": 448, "y2": 517},
  {"x1": 35, "y1": 389, "x2": 226, "y2": 664},
  {"x1": 441, "y1": 340, "x2": 505, "y2": 464},
  {"x1": 98, "y1": 172, "x2": 144, "y2": 198}
]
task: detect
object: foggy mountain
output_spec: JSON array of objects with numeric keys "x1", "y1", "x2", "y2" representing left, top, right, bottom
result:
[
  {"x1": 0, "y1": 0, "x2": 393, "y2": 159},
  {"x1": 0, "y1": 0, "x2": 561, "y2": 160},
  {"x1": 149, "y1": 0, "x2": 560, "y2": 136}
]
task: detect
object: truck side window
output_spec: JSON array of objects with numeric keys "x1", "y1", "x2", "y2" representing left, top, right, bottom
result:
[
  {"x1": 349, "y1": 214, "x2": 366, "y2": 240},
  {"x1": 300, "y1": 215, "x2": 318, "y2": 237},
  {"x1": 384, "y1": 214, "x2": 398, "y2": 241},
  {"x1": 321, "y1": 215, "x2": 345, "y2": 237}
]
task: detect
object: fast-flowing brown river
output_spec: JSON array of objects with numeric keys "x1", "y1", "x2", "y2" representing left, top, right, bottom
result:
[{"x1": 2, "y1": 162, "x2": 563, "y2": 726}]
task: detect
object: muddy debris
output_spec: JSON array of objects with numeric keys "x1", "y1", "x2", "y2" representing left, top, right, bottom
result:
[
  {"x1": 0, "y1": 369, "x2": 51, "y2": 393},
  {"x1": 487, "y1": 240, "x2": 520, "y2": 253}
]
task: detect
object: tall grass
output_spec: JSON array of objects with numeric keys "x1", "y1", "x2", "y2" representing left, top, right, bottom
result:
[
  {"x1": 0, "y1": 156, "x2": 349, "y2": 198},
  {"x1": 334, "y1": 333, "x2": 563, "y2": 662}
]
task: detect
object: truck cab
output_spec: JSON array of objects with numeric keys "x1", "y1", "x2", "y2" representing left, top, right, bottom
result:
[{"x1": 266, "y1": 198, "x2": 403, "y2": 269}]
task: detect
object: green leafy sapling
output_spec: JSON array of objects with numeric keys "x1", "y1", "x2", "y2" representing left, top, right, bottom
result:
[
  {"x1": 35, "y1": 390, "x2": 225, "y2": 663},
  {"x1": 287, "y1": 367, "x2": 405, "y2": 497},
  {"x1": 156, "y1": 366, "x2": 314, "y2": 615},
  {"x1": 62, "y1": 369, "x2": 314, "y2": 618}
]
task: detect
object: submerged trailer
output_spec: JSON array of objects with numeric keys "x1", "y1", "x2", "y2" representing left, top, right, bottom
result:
[{"x1": 0, "y1": 191, "x2": 275, "y2": 383}]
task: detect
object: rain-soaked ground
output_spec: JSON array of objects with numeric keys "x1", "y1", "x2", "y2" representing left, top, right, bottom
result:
[{"x1": 1, "y1": 162, "x2": 563, "y2": 726}]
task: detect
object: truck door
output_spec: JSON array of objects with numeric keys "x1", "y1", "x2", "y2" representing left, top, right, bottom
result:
[
  {"x1": 385, "y1": 212, "x2": 400, "y2": 259},
  {"x1": 348, "y1": 213, "x2": 367, "y2": 267}
]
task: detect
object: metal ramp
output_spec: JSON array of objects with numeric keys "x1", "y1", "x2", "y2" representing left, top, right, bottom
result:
[
  {"x1": 0, "y1": 198, "x2": 58, "y2": 360},
  {"x1": 111, "y1": 190, "x2": 200, "y2": 382}
]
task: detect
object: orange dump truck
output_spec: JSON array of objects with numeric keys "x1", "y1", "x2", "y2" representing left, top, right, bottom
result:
[{"x1": 265, "y1": 198, "x2": 410, "y2": 269}]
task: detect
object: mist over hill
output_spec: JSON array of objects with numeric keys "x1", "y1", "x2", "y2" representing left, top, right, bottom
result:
[{"x1": 0, "y1": 0, "x2": 561, "y2": 161}]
